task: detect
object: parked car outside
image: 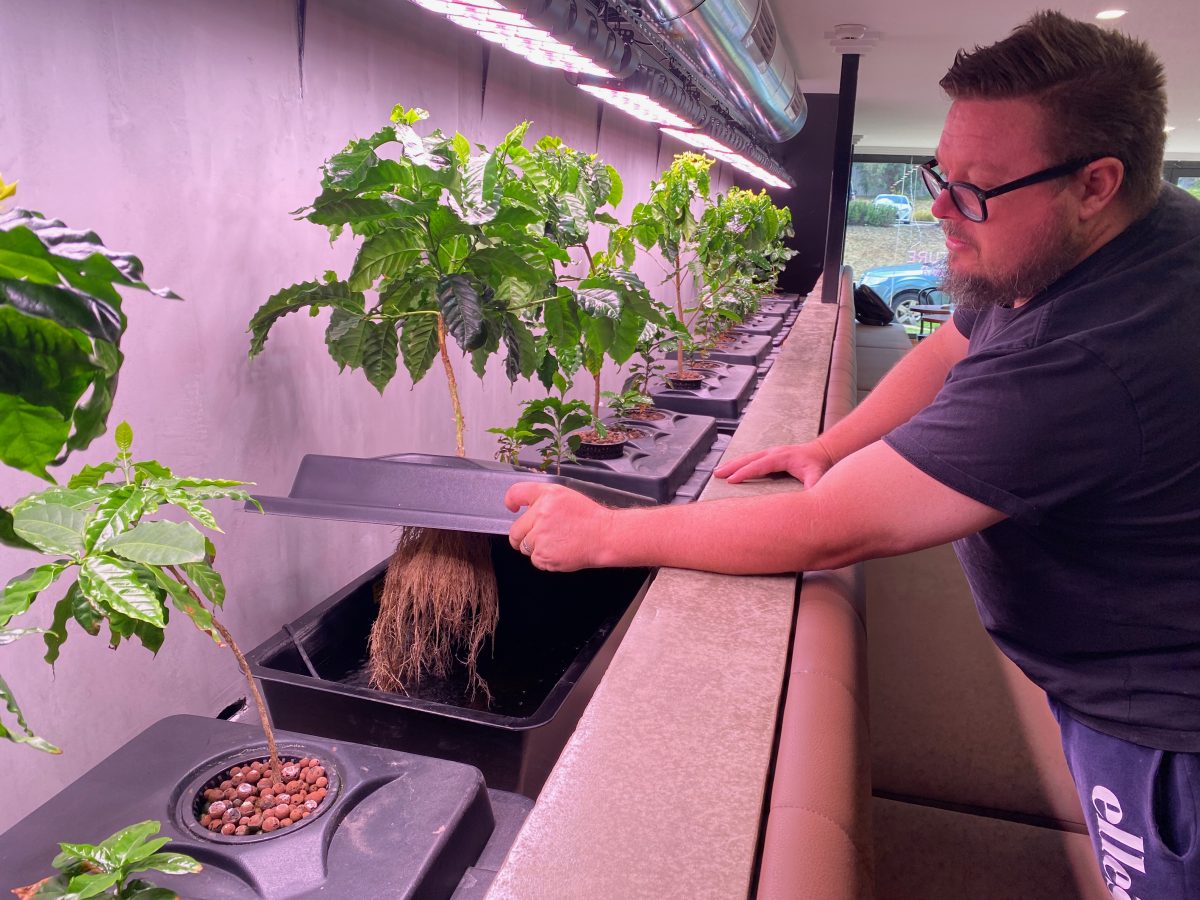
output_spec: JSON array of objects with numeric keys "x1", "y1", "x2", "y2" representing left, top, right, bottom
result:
[
  {"x1": 871, "y1": 193, "x2": 914, "y2": 224},
  {"x1": 857, "y1": 262, "x2": 949, "y2": 329}
]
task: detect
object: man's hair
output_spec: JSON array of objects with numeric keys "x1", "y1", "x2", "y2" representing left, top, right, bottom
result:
[{"x1": 940, "y1": 11, "x2": 1166, "y2": 216}]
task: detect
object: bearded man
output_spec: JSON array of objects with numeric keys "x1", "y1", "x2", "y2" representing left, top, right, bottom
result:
[{"x1": 506, "y1": 11, "x2": 1200, "y2": 892}]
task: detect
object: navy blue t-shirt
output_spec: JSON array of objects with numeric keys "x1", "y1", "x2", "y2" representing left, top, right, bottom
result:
[{"x1": 885, "y1": 184, "x2": 1200, "y2": 751}]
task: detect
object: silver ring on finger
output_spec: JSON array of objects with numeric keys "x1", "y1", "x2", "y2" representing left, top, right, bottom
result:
[{"x1": 520, "y1": 540, "x2": 533, "y2": 556}]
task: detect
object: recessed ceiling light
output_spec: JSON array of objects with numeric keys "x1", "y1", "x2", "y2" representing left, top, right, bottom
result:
[{"x1": 1095, "y1": 9, "x2": 1127, "y2": 20}]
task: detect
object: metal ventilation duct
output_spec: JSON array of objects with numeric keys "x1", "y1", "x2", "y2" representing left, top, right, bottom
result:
[{"x1": 639, "y1": 0, "x2": 806, "y2": 142}]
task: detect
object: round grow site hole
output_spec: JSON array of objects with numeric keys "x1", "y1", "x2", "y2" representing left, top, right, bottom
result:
[{"x1": 177, "y1": 744, "x2": 340, "y2": 844}]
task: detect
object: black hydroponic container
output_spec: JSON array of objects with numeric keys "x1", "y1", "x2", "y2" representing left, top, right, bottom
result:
[
  {"x1": 734, "y1": 313, "x2": 784, "y2": 338},
  {"x1": 692, "y1": 332, "x2": 774, "y2": 366},
  {"x1": 640, "y1": 360, "x2": 757, "y2": 420},
  {"x1": 246, "y1": 454, "x2": 654, "y2": 798},
  {"x1": 0, "y1": 715, "x2": 532, "y2": 900},
  {"x1": 756, "y1": 299, "x2": 794, "y2": 317},
  {"x1": 517, "y1": 411, "x2": 717, "y2": 502}
]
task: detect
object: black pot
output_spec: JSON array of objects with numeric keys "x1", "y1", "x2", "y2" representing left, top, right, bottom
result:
[
  {"x1": 663, "y1": 371, "x2": 705, "y2": 390},
  {"x1": 575, "y1": 435, "x2": 628, "y2": 461},
  {"x1": 0, "y1": 715, "x2": 532, "y2": 899}
]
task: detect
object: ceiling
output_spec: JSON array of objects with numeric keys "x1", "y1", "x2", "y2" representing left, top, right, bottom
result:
[{"x1": 771, "y1": 0, "x2": 1200, "y2": 160}]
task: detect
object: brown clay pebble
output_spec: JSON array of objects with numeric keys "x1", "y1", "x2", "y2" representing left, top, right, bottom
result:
[
  {"x1": 315, "y1": 777, "x2": 328, "y2": 788},
  {"x1": 220, "y1": 779, "x2": 233, "y2": 790},
  {"x1": 237, "y1": 783, "x2": 254, "y2": 797},
  {"x1": 209, "y1": 821, "x2": 223, "y2": 832},
  {"x1": 239, "y1": 800, "x2": 254, "y2": 814},
  {"x1": 304, "y1": 800, "x2": 319, "y2": 812},
  {"x1": 279, "y1": 817, "x2": 293, "y2": 827},
  {"x1": 234, "y1": 825, "x2": 249, "y2": 836},
  {"x1": 208, "y1": 801, "x2": 227, "y2": 817},
  {"x1": 200, "y1": 814, "x2": 212, "y2": 827},
  {"x1": 221, "y1": 823, "x2": 236, "y2": 836},
  {"x1": 276, "y1": 794, "x2": 291, "y2": 805},
  {"x1": 282, "y1": 765, "x2": 300, "y2": 780},
  {"x1": 248, "y1": 814, "x2": 263, "y2": 828},
  {"x1": 285, "y1": 780, "x2": 301, "y2": 794},
  {"x1": 273, "y1": 804, "x2": 289, "y2": 819},
  {"x1": 223, "y1": 788, "x2": 238, "y2": 801},
  {"x1": 244, "y1": 769, "x2": 261, "y2": 784},
  {"x1": 262, "y1": 816, "x2": 279, "y2": 832}
]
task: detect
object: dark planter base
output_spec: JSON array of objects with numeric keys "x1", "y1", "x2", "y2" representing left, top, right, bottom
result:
[
  {"x1": 756, "y1": 299, "x2": 793, "y2": 317},
  {"x1": 663, "y1": 372, "x2": 704, "y2": 390},
  {"x1": 249, "y1": 537, "x2": 651, "y2": 797},
  {"x1": 733, "y1": 313, "x2": 784, "y2": 338},
  {"x1": 517, "y1": 412, "x2": 717, "y2": 503},
  {"x1": 639, "y1": 361, "x2": 757, "y2": 420},
  {"x1": 0, "y1": 715, "x2": 532, "y2": 900},
  {"x1": 575, "y1": 436, "x2": 628, "y2": 460},
  {"x1": 671, "y1": 332, "x2": 773, "y2": 367}
]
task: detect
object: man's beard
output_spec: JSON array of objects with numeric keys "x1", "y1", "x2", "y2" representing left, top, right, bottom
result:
[{"x1": 942, "y1": 216, "x2": 1088, "y2": 310}]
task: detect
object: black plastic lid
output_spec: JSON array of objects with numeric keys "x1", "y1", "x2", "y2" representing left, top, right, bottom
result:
[{"x1": 249, "y1": 453, "x2": 655, "y2": 535}]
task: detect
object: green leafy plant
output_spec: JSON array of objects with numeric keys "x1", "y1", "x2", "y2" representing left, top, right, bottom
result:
[
  {"x1": 13, "y1": 820, "x2": 201, "y2": 900},
  {"x1": 248, "y1": 105, "x2": 565, "y2": 456},
  {"x1": 866, "y1": 203, "x2": 898, "y2": 227},
  {"x1": 612, "y1": 153, "x2": 715, "y2": 379},
  {"x1": 491, "y1": 397, "x2": 594, "y2": 475},
  {"x1": 0, "y1": 424, "x2": 279, "y2": 772},
  {"x1": 519, "y1": 136, "x2": 663, "y2": 419},
  {"x1": 0, "y1": 199, "x2": 179, "y2": 485},
  {"x1": 601, "y1": 388, "x2": 654, "y2": 419}
]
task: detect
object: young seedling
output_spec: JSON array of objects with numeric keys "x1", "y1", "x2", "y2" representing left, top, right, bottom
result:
[
  {"x1": 0, "y1": 424, "x2": 278, "y2": 773},
  {"x1": 13, "y1": 820, "x2": 201, "y2": 900},
  {"x1": 601, "y1": 389, "x2": 655, "y2": 420}
]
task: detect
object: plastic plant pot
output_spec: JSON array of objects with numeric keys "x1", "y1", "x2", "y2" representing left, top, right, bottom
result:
[{"x1": 0, "y1": 715, "x2": 532, "y2": 899}]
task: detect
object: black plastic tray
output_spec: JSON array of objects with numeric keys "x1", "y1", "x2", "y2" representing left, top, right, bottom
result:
[
  {"x1": 756, "y1": 299, "x2": 794, "y2": 317},
  {"x1": 251, "y1": 453, "x2": 653, "y2": 535},
  {"x1": 248, "y1": 537, "x2": 651, "y2": 798},
  {"x1": 0, "y1": 715, "x2": 532, "y2": 900},
  {"x1": 735, "y1": 313, "x2": 784, "y2": 338},
  {"x1": 640, "y1": 361, "x2": 757, "y2": 419},
  {"x1": 517, "y1": 411, "x2": 717, "y2": 503},
  {"x1": 691, "y1": 332, "x2": 774, "y2": 366}
]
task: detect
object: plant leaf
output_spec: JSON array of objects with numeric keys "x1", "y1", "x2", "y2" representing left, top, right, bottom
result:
[
  {"x1": 102, "y1": 520, "x2": 206, "y2": 566},
  {"x1": 83, "y1": 486, "x2": 146, "y2": 552},
  {"x1": 64, "y1": 871, "x2": 122, "y2": 898},
  {"x1": 0, "y1": 393, "x2": 68, "y2": 481},
  {"x1": 180, "y1": 560, "x2": 225, "y2": 608},
  {"x1": 247, "y1": 280, "x2": 364, "y2": 357},
  {"x1": 67, "y1": 461, "x2": 118, "y2": 488},
  {"x1": 133, "y1": 851, "x2": 203, "y2": 876},
  {"x1": 0, "y1": 562, "x2": 69, "y2": 627},
  {"x1": 12, "y1": 503, "x2": 86, "y2": 554},
  {"x1": 324, "y1": 308, "x2": 370, "y2": 372},
  {"x1": 348, "y1": 229, "x2": 423, "y2": 291},
  {"x1": 0, "y1": 671, "x2": 59, "y2": 753},
  {"x1": 0, "y1": 506, "x2": 37, "y2": 550},
  {"x1": 78, "y1": 555, "x2": 167, "y2": 627},
  {"x1": 437, "y1": 275, "x2": 486, "y2": 351},
  {"x1": 400, "y1": 313, "x2": 439, "y2": 383}
]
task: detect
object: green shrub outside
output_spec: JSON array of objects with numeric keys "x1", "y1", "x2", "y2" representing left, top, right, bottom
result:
[
  {"x1": 847, "y1": 199, "x2": 871, "y2": 225},
  {"x1": 913, "y1": 208, "x2": 936, "y2": 222},
  {"x1": 865, "y1": 204, "x2": 897, "y2": 227}
]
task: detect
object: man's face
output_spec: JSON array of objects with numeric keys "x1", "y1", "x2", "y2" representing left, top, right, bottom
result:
[{"x1": 933, "y1": 98, "x2": 1089, "y2": 308}]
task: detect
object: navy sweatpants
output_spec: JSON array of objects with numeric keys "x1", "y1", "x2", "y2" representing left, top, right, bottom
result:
[{"x1": 1050, "y1": 698, "x2": 1200, "y2": 898}]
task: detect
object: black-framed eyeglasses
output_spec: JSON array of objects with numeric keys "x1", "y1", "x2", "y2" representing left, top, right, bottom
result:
[{"x1": 919, "y1": 157, "x2": 1099, "y2": 223}]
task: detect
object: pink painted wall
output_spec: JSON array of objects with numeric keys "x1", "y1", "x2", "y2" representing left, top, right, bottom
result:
[{"x1": 0, "y1": 0, "x2": 735, "y2": 833}]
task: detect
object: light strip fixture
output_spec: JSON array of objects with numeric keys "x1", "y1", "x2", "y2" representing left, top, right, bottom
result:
[
  {"x1": 410, "y1": 0, "x2": 614, "y2": 78},
  {"x1": 577, "y1": 84, "x2": 696, "y2": 129},
  {"x1": 660, "y1": 127, "x2": 791, "y2": 190}
]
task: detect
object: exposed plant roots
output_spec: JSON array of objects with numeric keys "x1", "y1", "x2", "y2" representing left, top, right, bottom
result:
[{"x1": 368, "y1": 527, "x2": 499, "y2": 701}]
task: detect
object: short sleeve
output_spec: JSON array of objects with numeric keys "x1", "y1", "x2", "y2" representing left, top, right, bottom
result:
[{"x1": 884, "y1": 337, "x2": 1141, "y2": 525}]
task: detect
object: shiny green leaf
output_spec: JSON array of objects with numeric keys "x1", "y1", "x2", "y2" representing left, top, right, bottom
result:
[
  {"x1": 102, "y1": 520, "x2": 206, "y2": 566},
  {"x1": 0, "y1": 671, "x2": 59, "y2": 752},
  {"x1": 79, "y1": 555, "x2": 166, "y2": 627},
  {"x1": 361, "y1": 320, "x2": 400, "y2": 393},
  {"x1": 180, "y1": 560, "x2": 225, "y2": 608},
  {"x1": 1, "y1": 561, "x2": 70, "y2": 627},
  {"x1": 437, "y1": 275, "x2": 486, "y2": 351},
  {"x1": 400, "y1": 313, "x2": 439, "y2": 383},
  {"x1": 12, "y1": 503, "x2": 86, "y2": 554}
]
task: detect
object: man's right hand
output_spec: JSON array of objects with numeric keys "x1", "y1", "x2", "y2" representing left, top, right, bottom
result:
[{"x1": 714, "y1": 440, "x2": 836, "y2": 486}]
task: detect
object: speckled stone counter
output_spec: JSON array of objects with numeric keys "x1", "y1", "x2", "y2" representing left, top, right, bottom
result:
[{"x1": 486, "y1": 298, "x2": 840, "y2": 900}]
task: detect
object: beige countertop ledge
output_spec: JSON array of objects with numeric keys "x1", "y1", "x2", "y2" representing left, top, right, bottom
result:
[{"x1": 487, "y1": 297, "x2": 840, "y2": 900}]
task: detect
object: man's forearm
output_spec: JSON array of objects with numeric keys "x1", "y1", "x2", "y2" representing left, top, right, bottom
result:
[{"x1": 817, "y1": 323, "x2": 965, "y2": 463}]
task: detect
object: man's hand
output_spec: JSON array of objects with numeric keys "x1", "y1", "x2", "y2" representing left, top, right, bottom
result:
[
  {"x1": 714, "y1": 440, "x2": 836, "y2": 486},
  {"x1": 505, "y1": 483, "x2": 616, "y2": 572}
]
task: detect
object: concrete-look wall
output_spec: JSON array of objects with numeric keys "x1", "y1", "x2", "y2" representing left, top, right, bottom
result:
[{"x1": 0, "y1": 0, "x2": 736, "y2": 833}]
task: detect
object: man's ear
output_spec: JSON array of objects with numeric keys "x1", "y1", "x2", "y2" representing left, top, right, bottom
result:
[{"x1": 1076, "y1": 157, "x2": 1125, "y2": 221}]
